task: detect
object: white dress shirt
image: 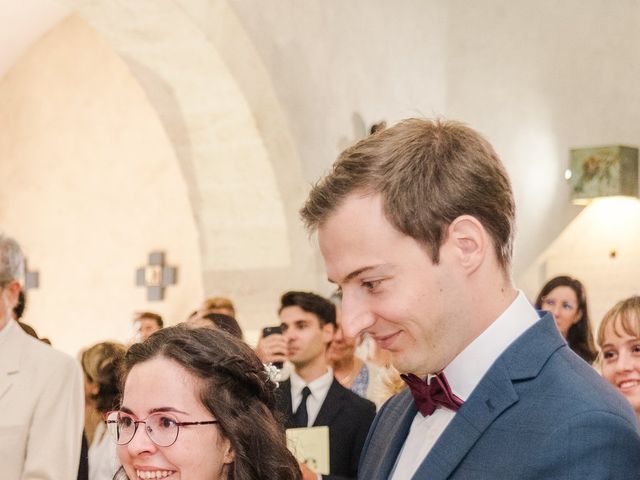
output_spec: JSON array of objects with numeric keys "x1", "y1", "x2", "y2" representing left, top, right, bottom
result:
[
  {"x1": 390, "y1": 291, "x2": 539, "y2": 479},
  {"x1": 290, "y1": 367, "x2": 334, "y2": 427},
  {"x1": 89, "y1": 421, "x2": 121, "y2": 480}
]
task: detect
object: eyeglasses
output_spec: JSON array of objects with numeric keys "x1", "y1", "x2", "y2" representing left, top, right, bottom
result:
[
  {"x1": 105, "y1": 410, "x2": 218, "y2": 447},
  {"x1": 541, "y1": 298, "x2": 577, "y2": 313}
]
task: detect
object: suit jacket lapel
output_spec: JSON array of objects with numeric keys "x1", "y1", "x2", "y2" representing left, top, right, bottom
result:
[
  {"x1": 0, "y1": 322, "x2": 23, "y2": 401},
  {"x1": 277, "y1": 380, "x2": 295, "y2": 428},
  {"x1": 313, "y1": 379, "x2": 344, "y2": 426},
  {"x1": 375, "y1": 390, "x2": 421, "y2": 479},
  {"x1": 411, "y1": 314, "x2": 564, "y2": 480},
  {"x1": 412, "y1": 358, "x2": 518, "y2": 479}
]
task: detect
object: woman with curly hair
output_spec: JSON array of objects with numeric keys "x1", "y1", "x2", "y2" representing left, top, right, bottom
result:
[
  {"x1": 535, "y1": 275, "x2": 597, "y2": 363},
  {"x1": 109, "y1": 325, "x2": 301, "y2": 480}
]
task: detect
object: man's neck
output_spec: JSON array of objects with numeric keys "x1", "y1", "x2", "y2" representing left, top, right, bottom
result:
[
  {"x1": 295, "y1": 355, "x2": 330, "y2": 384},
  {"x1": 431, "y1": 282, "x2": 518, "y2": 375}
]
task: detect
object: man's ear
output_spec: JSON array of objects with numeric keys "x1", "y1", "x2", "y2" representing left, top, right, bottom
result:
[
  {"x1": 322, "y1": 321, "x2": 335, "y2": 344},
  {"x1": 445, "y1": 215, "x2": 487, "y2": 273},
  {"x1": 4, "y1": 281, "x2": 22, "y2": 309}
]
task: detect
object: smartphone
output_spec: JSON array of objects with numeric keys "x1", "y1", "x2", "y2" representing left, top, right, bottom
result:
[
  {"x1": 262, "y1": 325, "x2": 283, "y2": 337},
  {"x1": 262, "y1": 326, "x2": 284, "y2": 369}
]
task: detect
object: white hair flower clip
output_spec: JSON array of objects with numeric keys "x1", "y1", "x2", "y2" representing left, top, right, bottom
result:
[{"x1": 264, "y1": 362, "x2": 282, "y2": 387}]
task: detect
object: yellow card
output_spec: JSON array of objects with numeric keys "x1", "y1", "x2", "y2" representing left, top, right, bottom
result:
[{"x1": 286, "y1": 426, "x2": 330, "y2": 475}]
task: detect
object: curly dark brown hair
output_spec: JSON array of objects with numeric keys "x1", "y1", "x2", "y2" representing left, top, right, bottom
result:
[{"x1": 116, "y1": 325, "x2": 301, "y2": 480}]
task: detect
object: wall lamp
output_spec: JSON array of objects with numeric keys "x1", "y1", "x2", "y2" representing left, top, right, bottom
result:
[{"x1": 566, "y1": 145, "x2": 639, "y2": 205}]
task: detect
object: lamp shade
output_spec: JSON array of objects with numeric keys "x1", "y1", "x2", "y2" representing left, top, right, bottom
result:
[{"x1": 568, "y1": 145, "x2": 638, "y2": 205}]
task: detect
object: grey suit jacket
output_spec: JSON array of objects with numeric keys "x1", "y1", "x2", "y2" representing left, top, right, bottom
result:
[
  {"x1": 0, "y1": 320, "x2": 83, "y2": 480},
  {"x1": 358, "y1": 314, "x2": 640, "y2": 479}
]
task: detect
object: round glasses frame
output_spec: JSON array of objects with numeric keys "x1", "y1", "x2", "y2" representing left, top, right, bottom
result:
[{"x1": 105, "y1": 410, "x2": 219, "y2": 447}]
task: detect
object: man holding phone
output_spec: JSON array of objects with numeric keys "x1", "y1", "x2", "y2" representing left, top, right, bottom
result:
[{"x1": 258, "y1": 291, "x2": 375, "y2": 480}]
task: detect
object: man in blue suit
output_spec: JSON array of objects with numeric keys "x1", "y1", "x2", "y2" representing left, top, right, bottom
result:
[{"x1": 300, "y1": 118, "x2": 640, "y2": 479}]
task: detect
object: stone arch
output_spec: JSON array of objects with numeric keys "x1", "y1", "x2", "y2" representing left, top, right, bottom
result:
[{"x1": 0, "y1": 0, "x2": 315, "y2": 352}]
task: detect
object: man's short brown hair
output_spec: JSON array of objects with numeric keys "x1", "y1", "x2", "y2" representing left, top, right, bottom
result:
[{"x1": 300, "y1": 118, "x2": 515, "y2": 268}]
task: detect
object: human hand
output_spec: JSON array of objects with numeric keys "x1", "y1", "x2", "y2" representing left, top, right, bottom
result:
[
  {"x1": 299, "y1": 461, "x2": 318, "y2": 480},
  {"x1": 255, "y1": 331, "x2": 288, "y2": 364}
]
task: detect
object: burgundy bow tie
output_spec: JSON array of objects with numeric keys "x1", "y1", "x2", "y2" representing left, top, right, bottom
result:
[{"x1": 401, "y1": 372, "x2": 464, "y2": 416}]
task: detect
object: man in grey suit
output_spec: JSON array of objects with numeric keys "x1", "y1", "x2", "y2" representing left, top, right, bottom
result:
[
  {"x1": 300, "y1": 119, "x2": 640, "y2": 479},
  {"x1": 0, "y1": 233, "x2": 83, "y2": 479}
]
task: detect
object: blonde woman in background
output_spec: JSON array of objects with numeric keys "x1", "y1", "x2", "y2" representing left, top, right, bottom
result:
[
  {"x1": 81, "y1": 341, "x2": 126, "y2": 480},
  {"x1": 597, "y1": 296, "x2": 640, "y2": 420}
]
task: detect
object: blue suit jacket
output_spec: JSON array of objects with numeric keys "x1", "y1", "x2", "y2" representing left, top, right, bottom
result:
[{"x1": 358, "y1": 314, "x2": 640, "y2": 479}]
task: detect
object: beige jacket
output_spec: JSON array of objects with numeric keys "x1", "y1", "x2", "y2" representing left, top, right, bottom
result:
[{"x1": 0, "y1": 320, "x2": 83, "y2": 480}]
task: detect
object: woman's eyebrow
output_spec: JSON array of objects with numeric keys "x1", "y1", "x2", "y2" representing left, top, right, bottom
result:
[
  {"x1": 118, "y1": 406, "x2": 188, "y2": 416},
  {"x1": 148, "y1": 407, "x2": 188, "y2": 415}
]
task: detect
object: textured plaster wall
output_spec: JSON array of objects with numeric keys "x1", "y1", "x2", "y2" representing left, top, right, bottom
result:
[
  {"x1": 520, "y1": 197, "x2": 640, "y2": 331},
  {"x1": 0, "y1": 16, "x2": 204, "y2": 355},
  {"x1": 446, "y1": 0, "x2": 640, "y2": 282},
  {"x1": 230, "y1": 0, "x2": 640, "y2": 295},
  {"x1": 67, "y1": 0, "x2": 317, "y2": 339},
  {"x1": 229, "y1": 0, "x2": 448, "y2": 184},
  {"x1": 2, "y1": 0, "x2": 640, "y2": 350}
]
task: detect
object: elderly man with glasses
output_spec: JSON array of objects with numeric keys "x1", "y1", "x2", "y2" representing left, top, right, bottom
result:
[{"x1": 0, "y1": 233, "x2": 83, "y2": 479}]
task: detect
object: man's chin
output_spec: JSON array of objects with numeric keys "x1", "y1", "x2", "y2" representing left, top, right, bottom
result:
[{"x1": 390, "y1": 353, "x2": 427, "y2": 376}]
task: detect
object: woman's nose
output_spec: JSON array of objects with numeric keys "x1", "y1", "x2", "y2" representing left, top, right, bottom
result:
[{"x1": 126, "y1": 423, "x2": 157, "y2": 456}]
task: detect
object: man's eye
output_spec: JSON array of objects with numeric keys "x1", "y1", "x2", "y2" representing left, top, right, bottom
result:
[{"x1": 362, "y1": 280, "x2": 382, "y2": 291}]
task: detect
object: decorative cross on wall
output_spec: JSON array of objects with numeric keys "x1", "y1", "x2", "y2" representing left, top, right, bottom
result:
[
  {"x1": 25, "y1": 259, "x2": 39, "y2": 290},
  {"x1": 135, "y1": 251, "x2": 178, "y2": 301}
]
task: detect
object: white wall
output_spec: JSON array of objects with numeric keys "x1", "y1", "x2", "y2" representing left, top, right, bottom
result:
[
  {"x1": 2, "y1": 0, "x2": 640, "y2": 351},
  {"x1": 446, "y1": 0, "x2": 640, "y2": 281},
  {"x1": 0, "y1": 16, "x2": 204, "y2": 355},
  {"x1": 229, "y1": 0, "x2": 449, "y2": 183}
]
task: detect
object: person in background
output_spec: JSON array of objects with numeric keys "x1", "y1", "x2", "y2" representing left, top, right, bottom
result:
[
  {"x1": 327, "y1": 291, "x2": 391, "y2": 406},
  {"x1": 535, "y1": 275, "x2": 597, "y2": 363},
  {"x1": 110, "y1": 325, "x2": 301, "y2": 480},
  {"x1": 131, "y1": 311, "x2": 163, "y2": 343},
  {"x1": 597, "y1": 295, "x2": 640, "y2": 420},
  {"x1": 202, "y1": 296, "x2": 236, "y2": 318},
  {"x1": 0, "y1": 233, "x2": 84, "y2": 479},
  {"x1": 187, "y1": 311, "x2": 243, "y2": 340},
  {"x1": 274, "y1": 291, "x2": 375, "y2": 480},
  {"x1": 81, "y1": 341, "x2": 126, "y2": 480}
]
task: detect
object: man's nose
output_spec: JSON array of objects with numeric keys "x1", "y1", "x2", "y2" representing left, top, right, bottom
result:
[
  {"x1": 340, "y1": 295, "x2": 375, "y2": 339},
  {"x1": 282, "y1": 327, "x2": 294, "y2": 342}
]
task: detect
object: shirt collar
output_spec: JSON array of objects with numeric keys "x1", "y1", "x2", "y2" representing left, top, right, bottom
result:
[
  {"x1": 444, "y1": 290, "x2": 539, "y2": 401},
  {"x1": 290, "y1": 367, "x2": 334, "y2": 399}
]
